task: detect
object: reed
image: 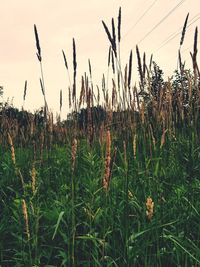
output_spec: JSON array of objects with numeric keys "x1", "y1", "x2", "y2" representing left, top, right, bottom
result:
[
  {"x1": 128, "y1": 50, "x2": 133, "y2": 90},
  {"x1": 193, "y1": 27, "x2": 198, "y2": 73},
  {"x1": 133, "y1": 133, "x2": 137, "y2": 159},
  {"x1": 72, "y1": 38, "x2": 77, "y2": 109},
  {"x1": 102, "y1": 21, "x2": 114, "y2": 54},
  {"x1": 22, "y1": 199, "x2": 30, "y2": 240},
  {"x1": 136, "y1": 45, "x2": 144, "y2": 87},
  {"x1": 180, "y1": 13, "x2": 189, "y2": 47},
  {"x1": 60, "y1": 89, "x2": 62, "y2": 112},
  {"x1": 102, "y1": 130, "x2": 111, "y2": 191},
  {"x1": 111, "y1": 50, "x2": 115, "y2": 74},
  {"x1": 146, "y1": 197, "x2": 154, "y2": 221},
  {"x1": 7, "y1": 132, "x2": 16, "y2": 166},
  {"x1": 31, "y1": 162, "x2": 37, "y2": 195},
  {"x1": 71, "y1": 137, "x2": 77, "y2": 267},
  {"x1": 118, "y1": 7, "x2": 121, "y2": 43},
  {"x1": 143, "y1": 52, "x2": 146, "y2": 80},
  {"x1": 23, "y1": 80, "x2": 27, "y2": 107},
  {"x1": 71, "y1": 138, "x2": 77, "y2": 173},
  {"x1": 111, "y1": 18, "x2": 117, "y2": 57},
  {"x1": 62, "y1": 49, "x2": 73, "y2": 110},
  {"x1": 34, "y1": 25, "x2": 48, "y2": 114},
  {"x1": 79, "y1": 76, "x2": 85, "y2": 109},
  {"x1": 34, "y1": 24, "x2": 42, "y2": 62},
  {"x1": 62, "y1": 49, "x2": 68, "y2": 69}
]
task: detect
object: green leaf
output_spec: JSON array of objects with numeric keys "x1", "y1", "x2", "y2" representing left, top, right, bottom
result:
[{"x1": 52, "y1": 211, "x2": 64, "y2": 240}]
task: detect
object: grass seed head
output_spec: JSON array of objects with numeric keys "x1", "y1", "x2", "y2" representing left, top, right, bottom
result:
[
  {"x1": 34, "y1": 24, "x2": 42, "y2": 62},
  {"x1": 71, "y1": 138, "x2": 78, "y2": 172},
  {"x1": 133, "y1": 134, "x2": 137, "y2": 159},
  {"x1": 8, "y1": 133, "x2": 16, "y2": 166},
  {"x1": 146, "y1": 197, "x2": 154, "y2": 221},
  {"x1": 22, "y1": 199, "x2": 30, "y2": 240},
  {"x1": 180, "y1": 13, "x2": 189, "y2": 47},
  {"x1": 118, "y1": 7, "x2": 121, "y2": 43},
  {"x1": 31, "y1": 163, "x2": 37, "y2": 194}
]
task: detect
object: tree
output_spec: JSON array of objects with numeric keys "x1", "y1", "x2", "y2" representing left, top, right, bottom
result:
[
  {"x1": 0, "y1": 86, "x2": 3, "y2": 108},
  {"x1": 0, "y1": 86, "x2": 3, "y2": 97},
  {"x1": 150, "y1": 61, "x2": 164, "y2": 101}
]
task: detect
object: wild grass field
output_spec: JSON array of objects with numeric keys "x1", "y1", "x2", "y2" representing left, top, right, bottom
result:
[{"x1": 1, "y1": 7, "x2": 200, "y2": 267}]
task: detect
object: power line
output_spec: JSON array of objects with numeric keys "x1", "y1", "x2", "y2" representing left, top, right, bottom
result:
[
  {"x1": 182, "y1": 40, "x2": 200, "y2": 53},
  {"x1": 168, "y1": 39, "x2": 200, "y2": 63},
  {"x1": 155, "y1": 14, "x2": 200, "y2": 53},
  {"x1": 137, "y1": 0, "x2": 187, "y2": 45},
  {"x1": 123, "y1": 0, "x2": 159, "y2": 39},
  {"x1": 158, "y1": 13, "x2": 200, "y2": 47}
]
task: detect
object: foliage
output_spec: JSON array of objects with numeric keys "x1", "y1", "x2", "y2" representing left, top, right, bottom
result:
[{"x1": 1, "y1": 7, "x2": 200, "y2": 267}]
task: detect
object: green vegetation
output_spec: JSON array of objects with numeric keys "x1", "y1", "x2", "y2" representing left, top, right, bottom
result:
[{"x1": 1, "y1": 7, "x2": 200, "y2": 267}]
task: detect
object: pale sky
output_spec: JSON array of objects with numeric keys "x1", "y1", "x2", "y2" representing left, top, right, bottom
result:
[{"x1": 1, "y1": 0, "x2": 200, "y2": 117}]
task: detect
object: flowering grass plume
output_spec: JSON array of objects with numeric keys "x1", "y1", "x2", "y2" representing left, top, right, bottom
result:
[{"x1": 146, "y1": 197, "x2": 154, "y2": 221}]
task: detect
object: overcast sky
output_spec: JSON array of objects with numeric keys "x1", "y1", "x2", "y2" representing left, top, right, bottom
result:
[{"x1": 1, "y1": 0, "x2": 200, "y2": 117}]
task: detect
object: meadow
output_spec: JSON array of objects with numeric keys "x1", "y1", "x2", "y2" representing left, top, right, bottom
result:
[{"x1": 0, "y1": 8, "x2": 200, "y2": 267}]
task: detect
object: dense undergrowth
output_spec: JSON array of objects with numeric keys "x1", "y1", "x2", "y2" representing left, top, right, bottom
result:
[{"x1": 1, "y1": 129, "x2": 200, "y2": 266}]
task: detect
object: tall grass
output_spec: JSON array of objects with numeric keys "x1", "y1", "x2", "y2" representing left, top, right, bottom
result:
[{"x1": 0, "y1": 7, "x2": 200, "y2": 267}]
